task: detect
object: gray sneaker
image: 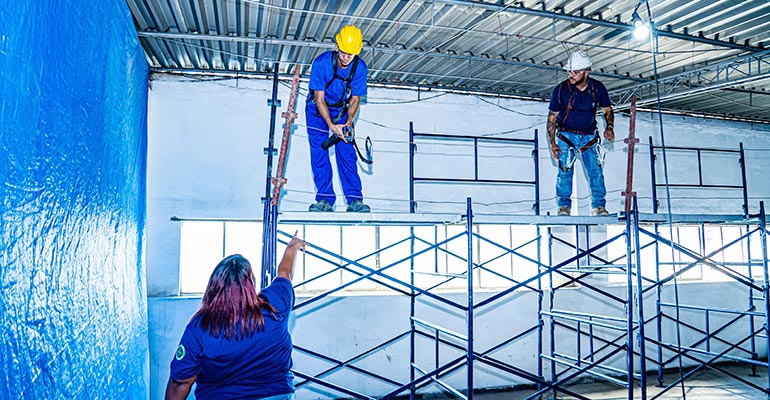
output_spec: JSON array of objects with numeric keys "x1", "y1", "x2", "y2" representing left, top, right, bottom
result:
[
  {"x1": 592, "y1": 206, "x2": 610, "y2": 216},
  {"x1": 346, "y1": 199, "x2": 371, "y2": 213},
  {"x1": 557, "y1": 206, "x2": 571, "y2": 216},
  {"x1": 309, "y1": 200, "x2": 334, "y2": 212}
]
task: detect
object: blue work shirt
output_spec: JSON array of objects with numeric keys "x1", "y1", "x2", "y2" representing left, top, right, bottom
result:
[
  {"x1": 170, "y1": 278, "x2": 295, "y2": 400},
  {"x1": 307, "y1": 50, "x2": 368, "y2": 113},
  {"x1": 548, "y1": 78, "x2": 611, "y2": 134}
]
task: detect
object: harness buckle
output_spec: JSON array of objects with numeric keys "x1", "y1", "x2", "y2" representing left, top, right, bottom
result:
[{"x1": 595, "y1": 141, "x2": 607, "y2": 167}]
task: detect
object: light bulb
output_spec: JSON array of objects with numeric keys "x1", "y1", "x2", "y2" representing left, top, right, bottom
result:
[{"x1": 634, "y1": 20, "x2": 650, "y2": 40}]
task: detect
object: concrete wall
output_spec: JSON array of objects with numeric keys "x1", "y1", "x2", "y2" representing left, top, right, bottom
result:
[{"x1": 146, "y1": 74, "x2": 770, "y2": 399}]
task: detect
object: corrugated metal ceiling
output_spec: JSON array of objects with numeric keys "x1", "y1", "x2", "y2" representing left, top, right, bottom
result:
[{"x1": 128, "y1": 0, "x2": 770, "y2": 122}]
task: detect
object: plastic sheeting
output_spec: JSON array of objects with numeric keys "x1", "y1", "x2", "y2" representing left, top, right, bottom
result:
[{"x1": 0, "y1": 1, "x2": 149, "y2": 398}]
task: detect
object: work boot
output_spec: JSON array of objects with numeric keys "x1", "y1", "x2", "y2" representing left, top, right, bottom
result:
[
  {"x1": 346, "y1": 199, "x2": 371, "y2": 213},
  {"x1": 557, "y1": 206, "x2": 571, "y2": 216},
  {"x1": 592, "y1": 206, "x2": 610, "y2": 216},
  {"x1": 308, "y1": 200, "x2": 334, "y2": 212}
]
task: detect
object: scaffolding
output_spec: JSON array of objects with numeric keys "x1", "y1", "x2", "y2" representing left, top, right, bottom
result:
[
  {"x1": 257, "y1": 72, "x2": 770, "y2": 399},
  {"x1": 270, "y1": 201, "x2": 769, "y2": 399}
]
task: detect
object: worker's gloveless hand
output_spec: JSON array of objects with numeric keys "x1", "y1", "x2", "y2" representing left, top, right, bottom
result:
[
  {"x1": 331, "y1": 124, "x2": 348, "y2": 143},
  {"x1": 603, "y1": 127, "x2": 615, "y2": 142},
  {"x1": 287, "y1": 231, "x2": 306, "y2": 252},
  {"x1": 549, "y1": 142, "x2": 561, "y2": 160}
]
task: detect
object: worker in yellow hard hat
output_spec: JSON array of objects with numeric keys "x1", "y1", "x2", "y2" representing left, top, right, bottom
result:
[{"x1": 305, "y1": 25, "x2": 370, "y2": 212}]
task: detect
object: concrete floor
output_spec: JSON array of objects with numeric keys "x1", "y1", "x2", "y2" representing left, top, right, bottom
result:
[{"x1": 427, "y1": 364, "x2": 768, "y2": 399}]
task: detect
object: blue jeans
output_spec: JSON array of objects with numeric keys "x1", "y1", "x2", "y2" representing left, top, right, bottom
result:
[
  {"x1": 556, "y1": 131, "x2": 606, "y2": 209},
  {"x1": 306, "y1": 105, "x2": 363, "y2": 206}
]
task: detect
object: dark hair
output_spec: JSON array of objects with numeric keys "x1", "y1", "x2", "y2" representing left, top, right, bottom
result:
[{"x1": 194, "y1": 254, "x2": 278, "y2": 339}]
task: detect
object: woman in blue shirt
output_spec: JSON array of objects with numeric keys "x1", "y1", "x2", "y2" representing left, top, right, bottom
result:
[{"x1": 165, "y1": 234, "x2": 306, "y2": 400}]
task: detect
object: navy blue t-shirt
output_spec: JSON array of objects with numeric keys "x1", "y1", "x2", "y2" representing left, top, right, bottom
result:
[
  {"x1": 170, "y1": 277, "x2": 295, "y2": 400},
  {"x1": 307, "y1": 50, "x2": 368, "y2": 114},
  {"x1": 548, "y1": 78, "x2": 611, "y2": 134}
]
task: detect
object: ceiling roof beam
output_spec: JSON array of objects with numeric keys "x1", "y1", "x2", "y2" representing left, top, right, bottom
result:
[
  {"x1": 137, "y1": 30, "x2": 646, "y2": 82},
  {"x1": 610, "y1": 49, "x2": 770, "y2": 109},
  {"x1": 436, "y1": 0, "x2": 764, "y2": 53}
]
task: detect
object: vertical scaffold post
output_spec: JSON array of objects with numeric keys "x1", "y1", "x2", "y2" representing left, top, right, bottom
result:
[
  {"x1": 466, "y1": 197, "x2": 474, "y2": 399},
  {"x1": 261, "y1": 63, "x2": 281, "y2": 289},
  {"x1": 547, "y1": 226, "x2": 556, "y2": 398},
  {"x1": 758, "y1": 201, "x2": 770, "y2": 399},
  {"x1": 409, "y1": 122, "x2": 416, "y2": 213},
  {"x1": 748, "y1": 216, "x2": 760, "y2": 376},
  {"x1": 648, "y1": 136, "x2": 658, "y2": 214},
  {"x1": 410, "y1": 225, "x2": 416, "y2": 400},
  {"x1": 623, "y1": 96, "x2": 639, "y2": 213},
  {"x1": 739, "y1": 143, "x2": 749, "y2": 217},
  {"x1": 537, "y1": 223, "x2": 544, "y2": 390},
  {"x1": 624, "y1": 200, "x2": 635, "y2": 399},
  {"x1": 655, "y1": 218, "x2": 664, "y2": 386},
  {"x1": 267, "y1": 65, "x2": 301, "y2": 280},
  {"x1": 633, "y1": 196, "x2": 648, "y2": 399},
  {"x1": 533, "y1": 129, "x2": 541, "y2": 215}
]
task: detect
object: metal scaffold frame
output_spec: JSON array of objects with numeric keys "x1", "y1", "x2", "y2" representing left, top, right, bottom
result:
[
  {"x1": 258, "y1": 71, "x2": 770, "y2": 399},
  {"x1": 270, "y1": 200, "x2": 770, "y2": 399}
]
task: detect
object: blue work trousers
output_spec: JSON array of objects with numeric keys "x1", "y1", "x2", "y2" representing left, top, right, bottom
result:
[
  {"x1": 555, "y1": 131, "x2": 606, "y2": 209},
  {"x1": 306, "y1": 105, "x2": 362, "y2": 206}
]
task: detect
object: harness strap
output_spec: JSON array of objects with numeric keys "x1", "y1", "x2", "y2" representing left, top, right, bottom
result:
[
  {"x1": 558, "y1": 79, "x2": 598, "y2": 134},
  {"x1": 558, "y1": 132, "x2": 600, "y2": 153},
  {"x1": 309, "y1": 52, "x2": 359, "y2": 110}
]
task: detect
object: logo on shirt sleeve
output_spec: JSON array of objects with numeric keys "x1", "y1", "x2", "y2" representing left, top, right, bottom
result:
[{"x1": 175, "y1": 344, "x2": 186, "y2": 360}]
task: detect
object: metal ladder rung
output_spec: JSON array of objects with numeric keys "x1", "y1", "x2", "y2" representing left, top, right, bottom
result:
[
  {"x1": 411, "y1": 317, "x2": 468, "y2": 341},
  {"x1": 567, "y1": 264, "x2": 628, "y2": 270},
  {"x1": 560, "y1": 268, "x2": 626, "y2": 275},
  {"x1": 410, "y1": 270, "x2": 467, "y2": 279}
]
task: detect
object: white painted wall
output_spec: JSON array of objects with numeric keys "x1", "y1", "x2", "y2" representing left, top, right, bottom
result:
[{"x1": 146, "y1": 74, "x2": 770, "y2": 399}]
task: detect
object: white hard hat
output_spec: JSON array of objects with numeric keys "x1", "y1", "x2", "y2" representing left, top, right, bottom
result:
[{"x1": 564, "y1": 50, "x2": 592, "y2": 71}]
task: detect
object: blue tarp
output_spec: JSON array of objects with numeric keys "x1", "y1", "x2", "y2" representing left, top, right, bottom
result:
[{"x1": 0, "y1": 0, "x2": 149, "y2": 398}]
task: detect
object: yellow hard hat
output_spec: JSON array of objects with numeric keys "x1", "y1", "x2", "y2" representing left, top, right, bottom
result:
[{"x1": 336, "y1": 25, "x2": 363, "y2": 55}]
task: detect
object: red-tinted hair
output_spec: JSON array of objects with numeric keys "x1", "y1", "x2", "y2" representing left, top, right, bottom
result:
[{"x1": 195, "y1": 254, "x2": 277, "y2": 339}]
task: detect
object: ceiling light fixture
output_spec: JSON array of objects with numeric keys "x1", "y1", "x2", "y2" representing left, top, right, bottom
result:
[{"x1": 632, "y1": 11, "x2": 649, "y2": 40}]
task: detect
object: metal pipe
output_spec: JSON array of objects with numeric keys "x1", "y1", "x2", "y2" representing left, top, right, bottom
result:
[
  {"x1": 537, "y1": 224, "x2": 544, "y2": 390},
  {"x1": 625, "y1": 205, "x2": 636, "y2": 399},
  {"x1": 740, "y1": 143, "x2": 749, "y2": 217},
  {"x1": 547, "y1": 226, "x2": 556, "y2": 398},
  {"x1": 433, "y1": 0, "x2": 763, "y2": 52},
  {"x1": 759, "y1": 201, "x2": 770, "y2": 395},
  {"x1": 410, "y1": 226, "x2": 416, "y2": 400},
  {"x1": 466, "y1": 197, "x2": 474, "y2": 399},
  {"x1": 409, "y1": 122, "x2": 416, "y2": 213},
  {"x1": 633, "y1": 197, "x2": 648, "y2": 399},
  {"x1": 412, "y1": 317, "x2": 468, "y2": 342},
  {"x1": 533, "y1": 129, "x2": 541, "y2": 215},
  {"x1": 260, "y1": 63, "x2": 280, "y2": 289},
  {"x1": 648, "y1": 136, "x2": 658, "y2": 213},
  {"x1": 624, "y1": 97, "x2": 639, "y2": 213}
]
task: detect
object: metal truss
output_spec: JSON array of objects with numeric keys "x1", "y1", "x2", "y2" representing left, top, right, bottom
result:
[{"x1": 611, "y1": 49, "x2": 770, "y2": 110}]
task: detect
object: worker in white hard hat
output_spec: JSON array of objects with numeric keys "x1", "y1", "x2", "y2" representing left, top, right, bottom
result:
[
  {"x1": 546, "y1": 50, "x2": 615, "y2": 217},
  {"x1": 305, "y1": 25, "x2": 370, "y2": 213}
]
